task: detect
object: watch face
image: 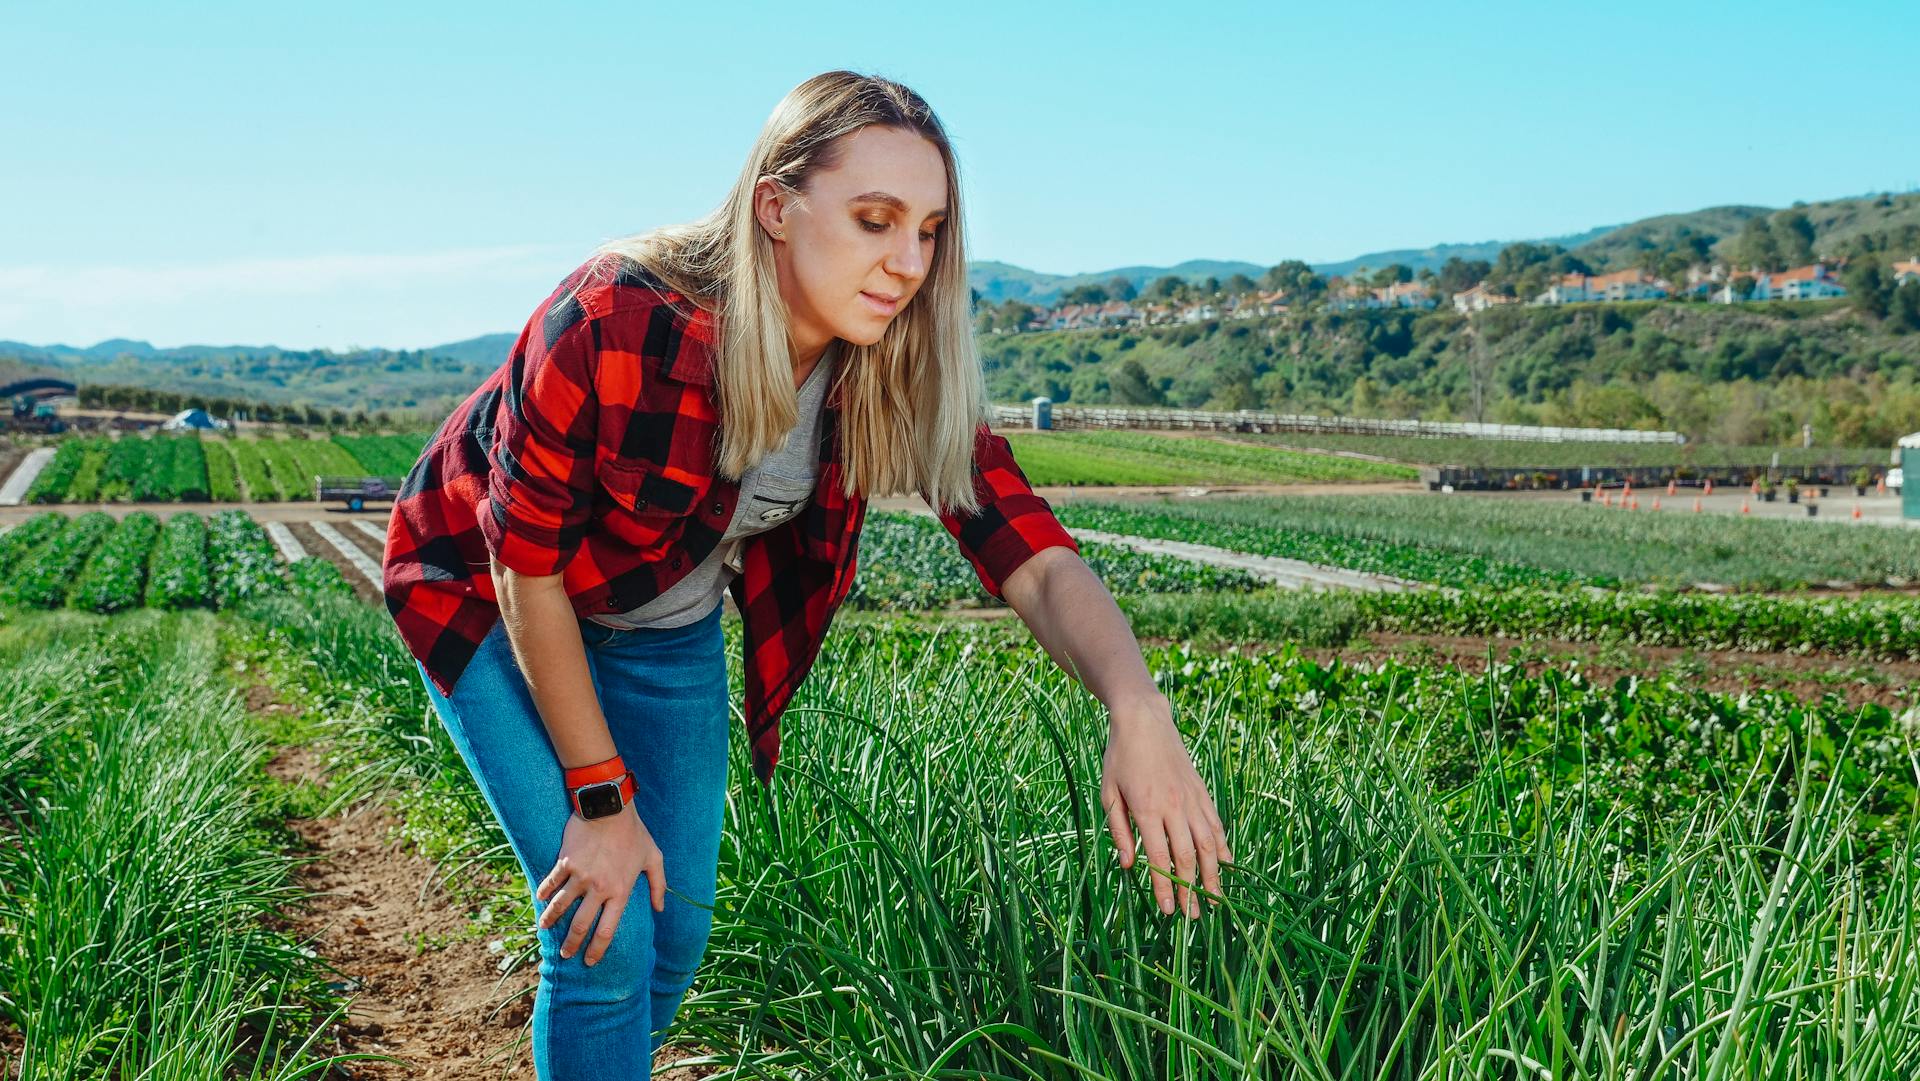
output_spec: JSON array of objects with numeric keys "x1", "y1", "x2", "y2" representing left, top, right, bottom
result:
[{"x1": 576, "y1": 781, "x2": 623, "y2": 819}]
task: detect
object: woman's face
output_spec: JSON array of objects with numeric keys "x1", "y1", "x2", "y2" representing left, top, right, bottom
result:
[{"x1": 756, "y1": 125, "x2": 948, "y2": 362}]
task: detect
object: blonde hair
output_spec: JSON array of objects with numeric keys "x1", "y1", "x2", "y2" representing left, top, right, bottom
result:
[{"x1": 580, "y1": 70, "x2": 988, "y2": 517}]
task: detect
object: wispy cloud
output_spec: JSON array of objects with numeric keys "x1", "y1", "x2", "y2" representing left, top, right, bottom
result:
[{"x1": 0, "y1": 242, "x2": 590, "y2": 350}]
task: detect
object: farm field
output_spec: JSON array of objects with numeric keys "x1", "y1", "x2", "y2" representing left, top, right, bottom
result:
[
  {"x1": 1219, "y1": 431, "x2": 1893, "y2": 472},
  {"x1": 1000, "y1": 429, "x2": 1420, "y2": 485},
  {"x1": 5, "y1": 485, "x2": 1920, "y2": 1076},
  {"x1": 1, "y1": 429, "x2": 1415, "y2": 506},
  {"x1": 1052, "y1": 493, "x2": 1920, "y2": 589},
  {"x1": 7, "y1": 432, "x2": 431, "y2": 504}
]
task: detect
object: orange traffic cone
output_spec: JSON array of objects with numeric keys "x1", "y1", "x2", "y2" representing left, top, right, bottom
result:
[
  {"x1": 1629, "y1": 496, "x2": 1640, "y2": 510},
  {"x1": 1705, "y1": 478, "x2": 1714, "y2": 495},
  {"x1": 1750, "y1": 480, "x2": 1760, "y2": 496},
  {"x1": 1652, "y1": 497, "x2": 1661, "y2": 511},
  {"x1": 1624, "y1": 480, "x2": 1634, "y2": 495},
  {"x1": 1879, "y1": 477, "x2": 1888, "y2": 495},
  {"x1": 1666, "y1": 480, "x2": 1677, "y2": 496},
  {"x1": 1741, "y1": 500, "x2": 1751, "y2": 515},
  {"x1": 1852, "y1": 503, "x2": 1863, "y2": 520},
  {"x1": 1693, "y1": 497, "x2": 1702, "y2": 513}
]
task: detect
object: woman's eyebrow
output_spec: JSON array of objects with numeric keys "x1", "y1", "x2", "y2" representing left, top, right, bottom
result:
[{"x1": 847, "y1": 191, "x2": 949, "y2": 221}]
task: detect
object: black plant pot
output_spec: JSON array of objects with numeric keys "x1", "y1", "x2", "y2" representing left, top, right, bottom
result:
[{"x1": 1806, "y1": 504, "x2": 1820, "y2": 517}]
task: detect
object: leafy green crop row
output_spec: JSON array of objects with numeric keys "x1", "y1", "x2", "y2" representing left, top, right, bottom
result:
[
  {"x1": 4, "y1": 512, "x2": 115, "y2": 607},
  {"x1": 1056, "y1": 493, "x2": 1920, "y2": 589},
  {"x1": 1002, "y1": 429, "x2": 1418, "y2": 485},
  {"x1": 331, "y1": 432, "x2": 428, "y2": 476},
  {"x1": 848, "y1": 510, "x2": 1259, "y2": 610},
  {"x1": 67, "y1": 512, "x2": 161, "y2": 613},
  {"x1": 206, "y1": 510, "x2": 287, "y2": 605},
  {"x1": 1055, "y1": 500, "x2": 1578, "y2": 588}
]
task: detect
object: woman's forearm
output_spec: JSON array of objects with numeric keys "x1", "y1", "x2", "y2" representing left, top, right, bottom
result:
[
  {"x1": 1001, "y1": 547, "x2": 1168, "y2": 727},
  {"x1": 491, "y1": 556, "x2": 618, "y2": 770}
]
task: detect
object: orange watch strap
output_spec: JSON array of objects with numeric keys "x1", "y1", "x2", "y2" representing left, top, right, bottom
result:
[{"x1": 564, "y1": 754, "x2": 627, "y2": 787}]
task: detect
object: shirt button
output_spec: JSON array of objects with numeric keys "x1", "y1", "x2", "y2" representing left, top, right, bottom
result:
[
  {"x1": 605, "y1": 598, "x2": 619, "y2": 609},
  {"x1": 671, "y1": 556, "x2": 682, "y2": 570},
  {"x1": 711, "y1": 500, "x2": 724, "y2": 515},
  {"x1": 635, "y1": 497, "x2": 648, "y2": 509}
]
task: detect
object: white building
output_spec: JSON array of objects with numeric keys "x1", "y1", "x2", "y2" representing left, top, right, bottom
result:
[{"x1": 1714, "y1": 262, "x2": 1847, "y2": 302}]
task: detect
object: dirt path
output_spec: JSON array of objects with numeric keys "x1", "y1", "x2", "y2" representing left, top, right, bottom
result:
[{"x1": 250, "y1": 682, "x2": 729, "y2": 1078}]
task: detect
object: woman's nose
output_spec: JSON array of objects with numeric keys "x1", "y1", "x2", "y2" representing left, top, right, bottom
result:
[{"x1": 884, "y1": 231, "x2": 925, "y2": 282}]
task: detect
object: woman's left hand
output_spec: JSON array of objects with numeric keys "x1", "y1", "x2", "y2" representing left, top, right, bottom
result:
[{"x1": 1099, "y1": 693, "x2": 1233, "y2": 919}]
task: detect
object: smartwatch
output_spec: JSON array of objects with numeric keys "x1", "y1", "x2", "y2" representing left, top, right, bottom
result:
[{"x1": 565, "y1": 754, "x2": 636, "y2": 820}]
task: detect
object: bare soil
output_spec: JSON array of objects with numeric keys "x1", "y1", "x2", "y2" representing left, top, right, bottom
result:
[{"x1": 286, "y1": 521, "x2": 384, "y2": 606}]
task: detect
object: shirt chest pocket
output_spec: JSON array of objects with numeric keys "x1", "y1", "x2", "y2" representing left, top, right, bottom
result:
[{"x1": 599, "y1": 459, "x2": 703, "y2": 518}]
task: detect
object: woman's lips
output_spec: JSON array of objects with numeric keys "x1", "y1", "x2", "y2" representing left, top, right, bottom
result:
[{"x1": 860, "y1": 291, "x2": 899, "y2": 316}]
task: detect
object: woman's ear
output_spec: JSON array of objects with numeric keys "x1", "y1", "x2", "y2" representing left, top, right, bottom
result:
[{"x1": 753, "y1": 176, "x2": 788, "y2": 240}]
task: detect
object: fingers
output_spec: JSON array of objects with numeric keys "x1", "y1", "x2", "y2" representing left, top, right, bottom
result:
[
  {"x1": 1102, "y1": 785, "x2": 1136, "y2": 870},
  {"x1": 536, "y1": 855, "x2": 572, "y2": 903},
  {"x1": 1168, "y1": 818, "x2": 1200, "y2": 919},
  {"x1": 583, "y1": 892, "x2": 627, "y2": 967},
  {"x1": 645, "y1": 848, "x2": 667, "y2": 913},
  {"x1": 538, "y1": 878, "x2": 581, "y2": 933},
  {"x1": 1138, "y1": 817, "x2": 1177, "y2": 917},
  {"x1": 561, "y1": 893, "x2": 604, "y2": 961}
]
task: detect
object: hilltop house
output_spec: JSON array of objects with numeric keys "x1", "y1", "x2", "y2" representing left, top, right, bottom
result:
[
  {"x1": 1713, "y1": 262, "x2": 1848, "y2": 303},
  {"x1": 1452, "y1": 283, "x2": 1518, "y2": 313},
  {"x1": 1327, "y1": 278, "x2": 1435, "y2": 312},
  {"x1": 1894, "y1": 256, "x2": 1920, "y2": 286},
  {"x1": 1536, "y1": 269, "x2": 1670, "y2": 305}
]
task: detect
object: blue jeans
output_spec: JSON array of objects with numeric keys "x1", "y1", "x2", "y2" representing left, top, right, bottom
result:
[{"x1": 415, "y1": 600, "x2": 729, "y2": 1079}]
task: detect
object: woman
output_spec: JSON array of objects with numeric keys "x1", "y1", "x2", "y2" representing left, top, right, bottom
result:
[{"x1": 382, "y1": 70, "x2": 1233, "y2": 1078}]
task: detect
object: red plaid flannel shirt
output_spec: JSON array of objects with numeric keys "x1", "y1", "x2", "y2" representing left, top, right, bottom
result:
[{"x1": 382, "y1": 256, "x2": 1079, "y2": 786}]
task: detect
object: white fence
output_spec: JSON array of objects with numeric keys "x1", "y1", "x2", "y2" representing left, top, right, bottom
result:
[{"x1": 989, "y1": 404, "x2": 1683, "y2": 444}]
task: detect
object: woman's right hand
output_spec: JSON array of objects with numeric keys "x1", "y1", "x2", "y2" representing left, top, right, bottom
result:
[{"x1": 534, "y1": 801, "x2": 665, "y2": 966}]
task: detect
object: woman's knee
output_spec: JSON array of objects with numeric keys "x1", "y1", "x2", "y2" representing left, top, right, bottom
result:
[{"x1": 535, "y1": 894, "x2": 658, "y2": 1003}]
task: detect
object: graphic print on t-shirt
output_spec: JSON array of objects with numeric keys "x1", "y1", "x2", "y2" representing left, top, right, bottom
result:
[{"x1": 751, "y1": 490, "x2": 808, "y2": 524}]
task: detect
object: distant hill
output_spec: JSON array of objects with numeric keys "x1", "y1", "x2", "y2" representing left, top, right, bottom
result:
[{"x1": 6, "y1": 188, "x2": 1915, "y2": 413}]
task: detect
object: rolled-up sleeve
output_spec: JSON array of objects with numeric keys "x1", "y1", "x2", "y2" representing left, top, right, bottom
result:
[
  {"x1": 927, "y1": 421, "x2": 1079, "y2": 600},
  {"x1": 480, "y1": 311, "x2": 599, "y2": 577}
]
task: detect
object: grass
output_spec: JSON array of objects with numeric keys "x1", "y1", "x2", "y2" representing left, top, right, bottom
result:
[
  {"x1": 1054, "y1": 494, "x2": 1920, "y2": 589},
  {"x1": 1223, "y1": 432, "x2": 1894, "y2": 471},
  {"x1": 0, "y1": 610, "x2": 368, "y2": 1078},
  {"x1": 1002, "y1": 430, "x2": 1419, "y2": 486},
  {"x1": 222, "y1": 588, "x2": 1920, "y2": 1077}
]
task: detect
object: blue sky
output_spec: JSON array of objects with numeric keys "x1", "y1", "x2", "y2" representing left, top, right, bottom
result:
[{"x1": 3, "y1": 0, "x2": 1915, "y2": 351}]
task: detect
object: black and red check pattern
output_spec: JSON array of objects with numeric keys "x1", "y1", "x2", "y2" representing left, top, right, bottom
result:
[{"x1": 382, "y1": 256, "x2": 1079, "y2": 787}]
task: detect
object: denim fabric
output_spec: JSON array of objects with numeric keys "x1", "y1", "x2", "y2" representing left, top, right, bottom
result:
[{"x1": 415, "y1": 600, "x2": 729, "y2": 1079}]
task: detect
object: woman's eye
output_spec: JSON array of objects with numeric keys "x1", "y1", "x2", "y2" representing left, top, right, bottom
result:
[{"x1": 859, "y1": 218, "x2": 936, "y2": 242}]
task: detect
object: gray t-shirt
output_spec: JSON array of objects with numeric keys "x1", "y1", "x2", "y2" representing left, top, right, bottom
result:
[{"x1": 588, "y1": 342, "x2": 839, "y2": 630}]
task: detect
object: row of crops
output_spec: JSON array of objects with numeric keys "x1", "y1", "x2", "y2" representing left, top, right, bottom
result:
[
  {"x1": 1000, "y1": 429, "x2": 1419, "y2": 485},
  {"x1": 0, "y1": 509, "x2": 353, "y2": 612},
  {"x1": 207, "y1": 582, "x2": 1920, "y2": 1076},
  {"x1": 1226, "y1": 431, "x2": 1894, "y2": 470},
  {"x1": 13, "y1": 428, "x2": 1426, "y2": 506},
  {"x1": 1053, "y1": 493, "x2": 1920, "y2": 589},
  {"x1": 849, "y1": 510, "x2": 1259, "y2": 609},
  {"x1": 21, "y1": 432, "x2": 430, "y2": 504}
]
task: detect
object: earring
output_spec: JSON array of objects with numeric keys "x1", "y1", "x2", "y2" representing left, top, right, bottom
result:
[{"x1": 772, "y1": 230, "x2": 783, "y2": 238}]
